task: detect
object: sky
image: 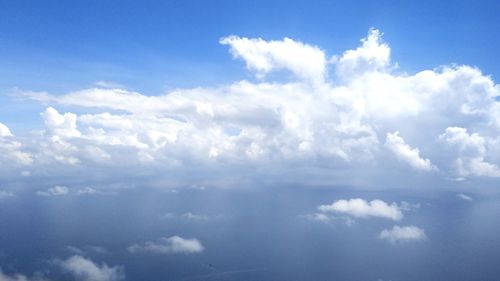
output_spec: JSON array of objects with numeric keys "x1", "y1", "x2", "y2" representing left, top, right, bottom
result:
[{"x1": 1, "y1": 1, "x2": 500, "y2": 281}]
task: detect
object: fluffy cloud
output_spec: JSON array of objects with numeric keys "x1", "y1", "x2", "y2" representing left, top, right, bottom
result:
[
  {"x1": 0, "y1": 123, "x2": 13, "y2": 137},
  {"x1": 57, "y1": 255, "x2": 124, "y2": 281},
  {"x1": 334, "y1": 28, "x2": 391, "y2": 80},
  {"x1": 378, "y1": 225, "x2": 427, "y2": 243},
  {"x1": 128, "y1": 236, "x2": 204, "y2": 254},
  {"x1": 0, "y1": 123, "x2": 33, "y2": 169},
  {"x1": 318, "y1": 198, "x2": 404, "y2": 221},
  {"x1": 385, "y1": 131, "x2": 437, "y2": 171},
  {"x1": 3, "y1": 28, "x2": 500, "y2": 189},
  {"x1": 220, "y1": 35, "x2": 326, "y2": 82},
  {"x1": 440, "y1": 127, "x2": 500, "y2": 178},
  {"x1": 37, "y1": 186, "x2": 69, "y2": 196}
]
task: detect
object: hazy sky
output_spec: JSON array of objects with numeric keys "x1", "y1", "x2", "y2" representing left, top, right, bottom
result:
[{"x1": 1, "y1": 1, "x2": 500, "y2": 281}]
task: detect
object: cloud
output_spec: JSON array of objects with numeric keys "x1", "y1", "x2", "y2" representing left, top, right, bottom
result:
[
  {"x1": 66, "y1": 245, "x2": 109, "y2": 256},
  {"x1": 0, "y1": 123, "x2": 33, "y2": 168},
  {"x1": 440, "y1": 127, "x2": 500, "y2": 177},
  {"x1": 378, "y1": 225, "x2": 427, "y2": 243},
  {"x1": 334, "y1": 28, "x2": 391, "y2": 80},
  {"x1": 4, "y1": 28, "x2": 500, "y2": 189},
  {"x1": 37, "y1": 186, "x2": 69, "y2": 197},
  {"x1": 318, "y1": 198, "x2": 404, "y2": 221},
  {"x1": 0, "y1": 190, "x2": 15, "y2": 200},
  {"x1": 57, "y1": 255, "x2": 124, "y2": 281},
  {"x1": 220, "y1": 35, "x2": 326, "y2": 82},
  {"x1": 76, "y1": 187, "x2": 98, "y2": 195},
  {"x1": 299, "y1": 213, "x2": 355, "y2": 226},
  {"x1": 385, "y1": 131, "x2": 437, "y2": 171},
  {"x1": 457, "y1": 193, "x2": 473, "y2": 201},
  {"x1": 0, "y1": 269, "x2": 46, "y2": 281},
  {"x1": 0, "y1": 123, "x2": 13, "y2": 137},
  {"x1": 42, "y1": 107, "x2": 81, "y2": 139},
  {"x1": 128, "y1": 236, "x2": 204, "y2": 254}
]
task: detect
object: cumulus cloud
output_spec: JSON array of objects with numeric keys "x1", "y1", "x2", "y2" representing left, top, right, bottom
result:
[
  {"x1": 385, "y1": 131, "x2": 437, "y2": 171},
  {"x1": 3, "y1": 28, "x2": 500, "y2": 189},
  {"x1": 440, "y1": 127, "x2": 500, "y2": 178},
  {"x1": 220, "y1": 35, "x2": 326, "y2": 82},
  {"x1": 318, "y1": 198, "x2": 404, "y2": 221},
  {"x1": 0, "y1": 123, "x2": 33, "y2": 169},
  {"x1": 334, "y1": 28, "x2": 391, "y2": 80},
  {"x1": 57, "y1": 255, "x2": 124, "y2": 281},
  {"x1": 378, "y1": 225, "x2": 427, "y2": 243},
  {"x1": 128, "y1": 236, "x2": 204, "y2": 254},
  {"x1": 37, "y1": 186, "x2": 69, "y2": 197}
]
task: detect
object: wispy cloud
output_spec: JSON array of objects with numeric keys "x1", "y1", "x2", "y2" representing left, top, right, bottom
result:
[
  {"x1": 128, "y1": 236, "x2": 204, "y2": 254},
  {"x1": 378, "y1": 225, "x2": 427, "y2": 244}
]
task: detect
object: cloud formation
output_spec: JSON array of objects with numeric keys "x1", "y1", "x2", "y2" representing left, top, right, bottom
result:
[
  {"x1": 318, "y1": 198, "x2": 404, "y2": 221},
  {"x1": 57, "y1": 255, "x2": 124, "y2": 281},
  {"x1": 220, "y1": 35, "x2": 326, "y2": 82},
  {"x1": 128, "y1": 236, "x2": 204, "y2": 254},
  {"x1": 378, "y1": 225, "x2": 427, "y2": 243},
  {"x1": 385, "y1": 131, "x2": 437, "y2": 172},
  {"x1": 37, "y1": 186, "x2": 69, "y2": 197},
  {"x1": 2, "y1": 28, "x2": 500, "y2": 189}
]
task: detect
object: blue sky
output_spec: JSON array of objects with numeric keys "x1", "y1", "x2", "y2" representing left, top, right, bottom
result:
[
  {"x1": 1, "y1": 1, "x2": 500, "y2": 281},
  {"x1": 1, "y1": 0, "x2": 499, "y2": 93}
]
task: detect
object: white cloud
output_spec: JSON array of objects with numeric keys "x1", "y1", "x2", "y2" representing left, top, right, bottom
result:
[
  {"x1": 440, "y1": 127, "x2": 500, "y2": 177},
  {"x1": 76, "y1": 187, "x2": 98, "y2": 195},
  {"x1": 0, "y1": 123, "x2": 33, "y2": 168},
  {"x1": 299, "y1": 213, "x2": 355, "y2": 226},
  {"x1": 378, "y1": 225, "x2": 427, "y2": 243},
  {"x1": 37, "y1": 186, "x2": 69, "y2": 197},
  {"x1": 457, "y1": 193, "x2": 473, "y2": 201},
  {"x1": 220, "y1": 35, "x2": 326, "y2": 82},
  {"x1": 385, "y1": 131, "x2": 437, "y2": 171},
  {"x1": 334, "y1": 28, "x2": 391, "y2": 80},
  {"x1": 4, "y1": 28, "x2": 500, "y2": 188},
  {"x1": 128, "y1": 236, "x2": 204, "y2": 254},
  {"x1": 0, "y1": 269, "x2": 46, "y2": 281},
  {"x1": 181, "y1": 212, "x2": 224, "y2": 222},
  {"x1": 57, "y1": 255, "x2": 124, "y2": 281},
  {"x1": 42, "y1": 107, "x2": 81, "y2": 138},
  {"x1": 301, "y1": 213, "x2": 331, "y2": 223},
  {"x1": 0, "y1": 123, "x2": 13, "y2": 137},
  {"x1": 318, "y1": 198, "x2": 403, "y2": 221}
]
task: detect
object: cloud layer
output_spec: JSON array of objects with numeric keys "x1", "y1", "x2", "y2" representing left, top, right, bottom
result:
[{"x1": 2, "y1": 28, "x2": 500, "y2": 189}]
